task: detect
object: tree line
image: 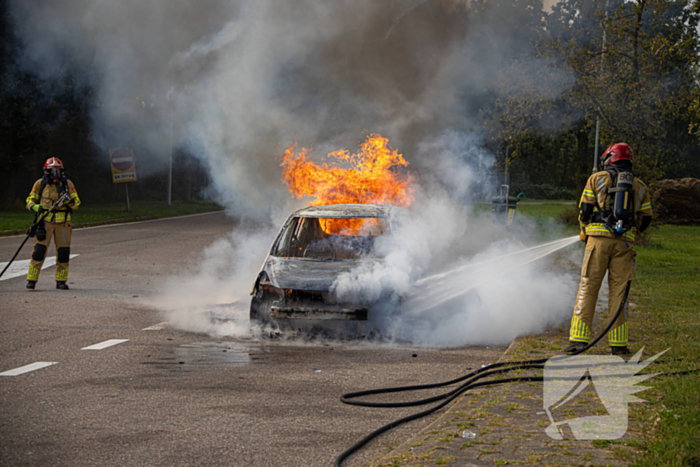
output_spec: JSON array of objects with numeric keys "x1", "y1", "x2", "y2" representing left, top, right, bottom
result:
[
  {"x1": 0, "y1": 3, "x2": 208, "y2": 209},
  {"x1": 483, "y1": 0, "x2": 699, "y2": 198},
  {"x1": 1, "y1": 0, "x2": 698, "y2": 208}
]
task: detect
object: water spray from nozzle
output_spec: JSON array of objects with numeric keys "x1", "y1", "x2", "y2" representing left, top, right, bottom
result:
[{"x1": 404, "y1": 235, "x2": 580, "y2": 317}]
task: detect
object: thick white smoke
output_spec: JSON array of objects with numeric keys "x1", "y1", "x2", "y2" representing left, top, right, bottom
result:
[
  {"x1": 330, "y1": 132, "x2": 579, "y2": 347},
  {"x1": 9, "y1": 0, "x2": 574, "y2": 210},
  {"x1": 9, "y1": 1, "x2": 580, "y2": 345},
  {"x1": 144, "y1": 221, "x2": 281, "y2": 338},
  {"x1": 368, "y1": 234, "x2": 580, "y2": 347}
]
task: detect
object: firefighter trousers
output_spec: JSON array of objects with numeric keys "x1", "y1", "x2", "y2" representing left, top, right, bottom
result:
[
  {"x1": 569, "y1": 235, "x2": 635, "y2": 347},
  {"x1": 27, "y1": 221, "x2": 72, "y2": 283}
]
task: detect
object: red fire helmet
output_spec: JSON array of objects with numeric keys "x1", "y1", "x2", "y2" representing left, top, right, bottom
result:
[
  {"x1": 44, "y1": 157, "x2": 64, "y2": 171},
  {"x1": 601, "y1": 143, "x2": 632, "y2": 168}
]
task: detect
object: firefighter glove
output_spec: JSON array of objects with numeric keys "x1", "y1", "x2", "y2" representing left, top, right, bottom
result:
[
  {"x1": 579, "y1": 232, "x2": 587, "y2": 243},
  {"x1": 33, "y1": 205, "x2": 45, "y2": 215}
]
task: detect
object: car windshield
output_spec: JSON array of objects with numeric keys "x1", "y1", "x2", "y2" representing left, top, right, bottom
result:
[{"x1": 273, "y1": 216, "x2": 389, "y2": 260}]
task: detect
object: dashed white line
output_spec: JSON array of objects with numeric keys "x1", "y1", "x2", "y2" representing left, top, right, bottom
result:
[
  {"x1": 142, "y1": 322, "x2": 168, "y2": 331},
  {"x1": 0, "y1": 362, "x2": 58, "y2": 376},
  {"x1": 81, "y1": 339, "x2": 129, "y2": 350}
]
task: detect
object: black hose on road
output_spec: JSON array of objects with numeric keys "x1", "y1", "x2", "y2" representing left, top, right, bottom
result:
[
  {"x1": 0, "y1": 206, "x2": 62, "y2": 279},
  {"x1": 0, "y1": 234, "x2": 33, "y2": 278},
  {"x1": 0, "y1": 211, "x2": 51, "y2": 279},
  {"x1": 334, "y1": 282, "x2": 633, "y2": 467}
]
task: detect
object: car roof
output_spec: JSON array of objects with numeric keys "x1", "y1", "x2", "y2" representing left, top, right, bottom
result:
[{"x1": 293, "y1": 203, "x2": 394, "y2": 219}]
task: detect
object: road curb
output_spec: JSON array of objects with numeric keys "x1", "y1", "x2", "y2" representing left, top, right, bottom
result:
[
  {"x1": 0, "y1": 209, "x2": 228, "y2": 239},
  {"x1": 368, "y1": 339, "x2": 522, "y2": 467}
]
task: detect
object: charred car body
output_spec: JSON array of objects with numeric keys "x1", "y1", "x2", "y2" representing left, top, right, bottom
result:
[{"x1": 250, "y1": 204, "x2": 398, "y2": 332}]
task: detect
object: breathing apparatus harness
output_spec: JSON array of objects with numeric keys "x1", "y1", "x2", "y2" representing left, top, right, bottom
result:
[
  {"x1": 36, "y1": 174, "x2": 73, "y2": 223},
  {"x1": 592, "y1": 165, "x2": 636, "y2": 237}
]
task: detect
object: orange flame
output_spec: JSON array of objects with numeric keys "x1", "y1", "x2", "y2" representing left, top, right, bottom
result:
[
  {"x1": 281, "y1": 134, "x2": 414, "y2": 207},
  {"x1": 281, "y1": 134, "x2": 415, "y2": 234}
]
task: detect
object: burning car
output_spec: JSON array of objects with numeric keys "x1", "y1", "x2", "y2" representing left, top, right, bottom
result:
[{"x1": 250, "y1": 203, "x2": 399, "y2": 332}]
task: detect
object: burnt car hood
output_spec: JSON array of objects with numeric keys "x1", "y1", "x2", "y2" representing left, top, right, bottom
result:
[{"x1": 265, "y1": 256, "x2": 375, "y2": 291}]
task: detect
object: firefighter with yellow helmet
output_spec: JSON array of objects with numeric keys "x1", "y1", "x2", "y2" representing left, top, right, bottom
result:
[
  {"x1": 25, "y1": 157, "x2": 81, "y2": 290},
  {"x1": 564, "y1": 143, "x2": 652, "y2": 355}
]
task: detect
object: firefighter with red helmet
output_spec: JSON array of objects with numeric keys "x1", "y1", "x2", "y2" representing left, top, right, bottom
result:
[
  {"x1": 25, "y1": 157, "x2": 81, "y2": 290},
  {"x1": 564, "y1": 143, "x2": 652, "y2": 355}
]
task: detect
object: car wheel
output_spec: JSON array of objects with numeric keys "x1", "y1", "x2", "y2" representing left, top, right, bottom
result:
[{"x1": 250, "y1": 284, "x2": 272, "y2": 324}]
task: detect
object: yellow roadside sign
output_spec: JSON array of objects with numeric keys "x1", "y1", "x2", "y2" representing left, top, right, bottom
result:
[{"x1": 109, "y1": 147, "x2": 137, "y2": 183}]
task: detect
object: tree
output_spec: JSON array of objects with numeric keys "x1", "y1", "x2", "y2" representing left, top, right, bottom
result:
[
  {"x1": 548, "y1": 0, "x2": 700, "y2": 182},
  {"x1": 485, "y1": 0, "x2": 700, "y2": 198}
]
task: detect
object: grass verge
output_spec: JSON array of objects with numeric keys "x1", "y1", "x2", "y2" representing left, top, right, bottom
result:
[
  {"x1": 629, "y1": 225, "x2": 700, "y2": 466},
  {"x1": 471, "y1": 199, "x2": 575, "y2": 222},
  {"x1": 0, "y1": 200, "x2": 224, "y2": 235}
]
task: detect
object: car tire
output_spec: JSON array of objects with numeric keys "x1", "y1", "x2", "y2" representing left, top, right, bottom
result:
[{"x1": 250, "y1": 284, "x2": 272, "y2": 324}]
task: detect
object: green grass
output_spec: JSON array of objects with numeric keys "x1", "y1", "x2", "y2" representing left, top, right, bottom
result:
[
  {"x1": 471, "y1": 198, "x2": 579, "y2": 240},
  {"x1": 0, "y1": 200, "x2": 224, "y2": 235},
  {"x1": 436, "y1": 457, "x2": 456, "y2": 465},
  {"x1": 629, "y1": 225, "x2": 700, "y2": 466}
]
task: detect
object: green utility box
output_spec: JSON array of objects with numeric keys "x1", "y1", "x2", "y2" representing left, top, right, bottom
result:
[{"x1": 491, "y1": 196, "x2": 519, "y2": 227}]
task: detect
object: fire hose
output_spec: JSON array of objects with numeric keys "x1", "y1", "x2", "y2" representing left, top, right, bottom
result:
[
  {"x1": 0, "y1": 193, "x2": 71, "y2": 279},
  {"x1": 334, "y1": 282, "x2": 699, "y2": 467}
]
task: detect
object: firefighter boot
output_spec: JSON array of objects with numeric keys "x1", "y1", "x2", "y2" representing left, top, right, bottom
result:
[
  {"x1": 611, "y1": 346, "x2": 630, "y2": 356},
  {"x1": 56, "y1": 281, "x2": 69, "y2": 290},
  {"x1": 27, "y1": 281, "x2": 36, "y2": 290},
  {"x1": 564, "y1": 341, "x2": 587, "y2": 354}
]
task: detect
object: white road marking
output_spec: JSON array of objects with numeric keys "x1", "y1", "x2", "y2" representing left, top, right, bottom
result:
[
  {"x1": 142, "y1": 322, "x2": 169, "y2": 331},
  {"x1": 0, "y1": 255, "x2": 79, "y2": 281},
  {"x1": 81, "y1": 339, "x2": 129, "y2": 350},
  {"x1": 0, "y1": 362, "x2": 58, "y2": 376}
]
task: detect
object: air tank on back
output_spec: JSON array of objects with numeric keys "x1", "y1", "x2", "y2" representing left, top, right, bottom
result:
[{"x1": 613, "y1": 171, "x2": 634, "y2": 233}]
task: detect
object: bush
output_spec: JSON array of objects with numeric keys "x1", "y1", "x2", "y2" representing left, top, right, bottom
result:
[{"x1": 558, "y1": 205, "x2": 579, "y2": 226}]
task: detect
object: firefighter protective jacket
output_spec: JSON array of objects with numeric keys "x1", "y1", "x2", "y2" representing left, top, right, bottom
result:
[
  {"x1": 26, "y1": 179, "x2": 81, "y2": 223},
  {"x1": 579, "y1": 170, "x2": 651, "y2": 243}
]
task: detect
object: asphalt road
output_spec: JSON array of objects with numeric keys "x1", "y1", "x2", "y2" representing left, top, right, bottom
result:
[{"x1": 0, "y1": 212, "x2": 505, "y2": 467}]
